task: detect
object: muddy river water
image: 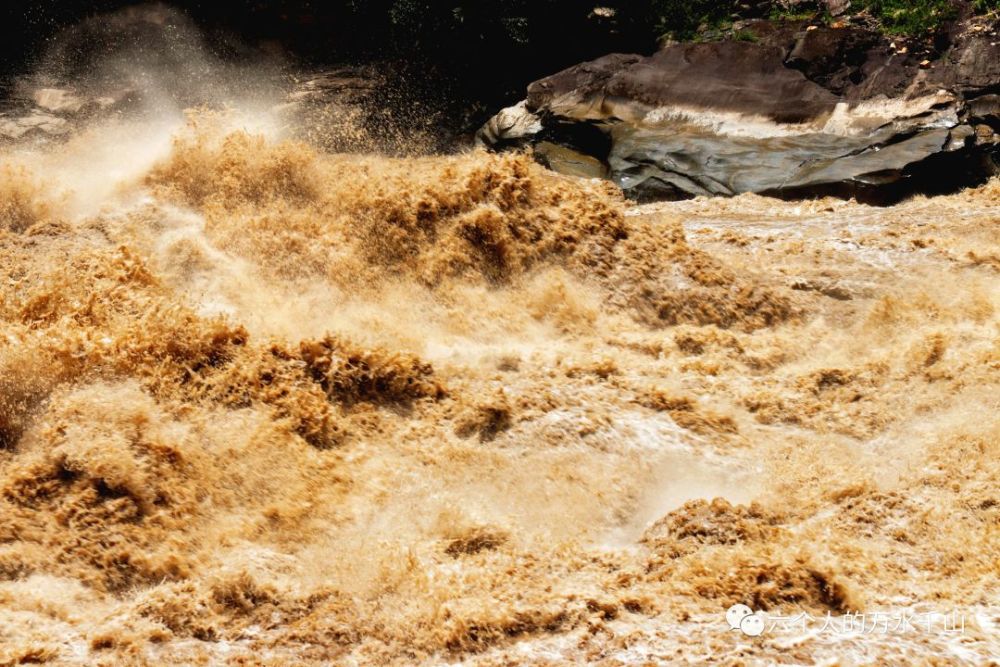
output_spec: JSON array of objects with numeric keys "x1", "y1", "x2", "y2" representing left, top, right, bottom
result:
[{"x1": 0, "y1": 62, "x2": 998, "y2": 664}]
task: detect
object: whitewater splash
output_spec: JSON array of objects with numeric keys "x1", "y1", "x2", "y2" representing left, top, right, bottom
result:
[{"x1": 1, "y1": 8, "x2": 999, "y2": 666}]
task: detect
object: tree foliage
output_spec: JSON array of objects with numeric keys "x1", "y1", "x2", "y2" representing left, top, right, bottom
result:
[{"x1": 856, "y1": 0, "x2": 958, "y2": 35}]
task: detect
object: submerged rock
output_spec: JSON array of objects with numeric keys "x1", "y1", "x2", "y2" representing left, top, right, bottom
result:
[{"x1": 481, "y1": 20, "x2": 1000, "y2": 203}]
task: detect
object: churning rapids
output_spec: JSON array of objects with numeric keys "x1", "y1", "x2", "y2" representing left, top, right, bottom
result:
[{"x1": 1, "y1": 17, "x2": 999, "y2": 667}]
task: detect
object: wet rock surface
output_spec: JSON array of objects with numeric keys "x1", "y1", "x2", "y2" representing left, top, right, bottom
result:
[{"x1": 480, "y1": 14, "x2": 1000, "y2": 203}]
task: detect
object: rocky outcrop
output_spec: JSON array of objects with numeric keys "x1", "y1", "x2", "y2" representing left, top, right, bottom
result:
[{"x1": 479, "y1": 13, "x2": 1000, "y2": 203}]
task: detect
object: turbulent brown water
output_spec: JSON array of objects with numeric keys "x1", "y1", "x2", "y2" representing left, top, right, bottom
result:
[{"x1": 1, "y1": 83, "x2": 999, "y2": 664}]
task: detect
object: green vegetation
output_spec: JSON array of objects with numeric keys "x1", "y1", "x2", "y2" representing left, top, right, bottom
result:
[
  {"x1": 768, "y1": 0, "x2": 993, "y2": 37},
  {"x1": 646, "y1": 0, "x2": 983, "y2": 42},
  {"x1": 644, "y1": 0, "x2": 740, "y2": 40},
  {"x1": 856, "y1": 0, "x2": 957, "y2": 36},
  {"x1": 768, "y1": 4, "x2": 822, "y2": 21}
]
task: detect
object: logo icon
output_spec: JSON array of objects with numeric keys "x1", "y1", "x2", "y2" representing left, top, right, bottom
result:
[{"x1": 726, "y1": 604, "x2": 766, "y2": 637}]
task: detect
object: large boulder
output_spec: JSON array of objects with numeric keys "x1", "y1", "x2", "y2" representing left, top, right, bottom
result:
[{"x1": 480, "y1": 17, "x2": 1000, "y2": 203}]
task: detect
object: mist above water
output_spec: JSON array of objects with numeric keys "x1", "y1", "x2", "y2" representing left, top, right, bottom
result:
[{"x1": 22, "y1": 3, "x2": 282, "y2": 108}]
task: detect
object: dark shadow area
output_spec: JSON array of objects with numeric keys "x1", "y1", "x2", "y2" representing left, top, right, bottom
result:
[
  {"x1": 764, "y1": 149, "x2": 1000, "y2": 205},
  {"x1": 0, "y1": 1, "x2": 671, "y2": 137}
]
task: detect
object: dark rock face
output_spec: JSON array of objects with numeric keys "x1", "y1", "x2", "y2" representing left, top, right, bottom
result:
[
  {"x1": 530, "y1": 43, "x2": 841, "y2": 125},
  {"x1": 934, "y1": 33, "x2": 1000, "y2": 92},
  {"x1": 786, "y1": 26, "x2": 881, "y2": 95},
  {"x1": 481, "y1": 17, "x2": 1000, "y2": 203}
]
